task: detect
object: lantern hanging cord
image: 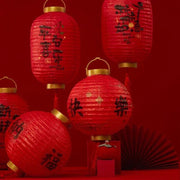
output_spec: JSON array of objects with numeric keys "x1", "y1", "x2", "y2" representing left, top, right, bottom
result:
[
  {"x1": 0, "y1": 76, "x2": 17, "y2": 89},
  {"x1": 43, "y1": 0, "x2": 66, "y2": 10},
  {"x1": 86, "y1": 57, "x2": 111, "y2": 73}
]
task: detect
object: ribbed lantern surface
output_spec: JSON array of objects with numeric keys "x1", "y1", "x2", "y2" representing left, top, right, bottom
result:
[
  {"x1": 67, "y1": 59, "x2": 132, "y2": 139},
  {"x1": 31, "y1": 7, "x2": 80, "y2": 87},
  {"x1": 0, "y1": 79, "x2": 28, "y2": 170},
  {"x1": 5, "y1": 111, "x2": 71, "y2": 177},
  {"x1": 102, "y1": 0, "x2": 153, "y2": 66}
]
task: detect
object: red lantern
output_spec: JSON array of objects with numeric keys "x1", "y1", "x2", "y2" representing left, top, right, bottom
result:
[
  {"x1": 67, "y1": 57, "x2": 132, "y2": 141},
  {"x1": 31, "y1": 0, "x2": 80, "y2": 90},
  {"x1": 102, "y1": 0, "x2": 153, "y2": 68},
  {"x1": 5, "y1": 110, "x2": 71, "y2": 177},
  {"x1": 0, "y1": 76, "x2": 28, "y2": 170}
]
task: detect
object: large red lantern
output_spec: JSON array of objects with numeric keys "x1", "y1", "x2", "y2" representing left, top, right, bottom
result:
[
  {"x1": 0, "y1": 76, "x2": 28, "y2": 170},
  {"x1": 102, "y1": 0, "x2": 153, "y2": 68},
  {"x1": 31, "y1": 0, "x2": 80, "y2": 90},
  {"x1": 5, "y1": 110, "x2": 70, "y2": 177},
  {"x1": 67, "y1": 57, "x2": 132, "y2": 141}
]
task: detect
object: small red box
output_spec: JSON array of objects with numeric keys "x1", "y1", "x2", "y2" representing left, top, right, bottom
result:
[{"x1": 97, "y1": 160, "x2": 115, "y2": 177}]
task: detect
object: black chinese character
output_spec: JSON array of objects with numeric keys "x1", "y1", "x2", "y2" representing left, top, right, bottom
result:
[
  {"x1": 53, "y1": 49, "x2": 63, "y2": 63},
  {"x1": 133, "y1": 2, "x2": 144, "y2": 32},
  {"x1": 0, "y1": 104, "x2": 11, "y2": 118},
  {"x1": 41, "y1": 149, "x2": 62, "y2": 171},
  {"x1": 40, "y1": 42, "x2": 51, "y2": 58},
  {"x1": 69, "y1": 98, "x2": 83, "y2": 117},
  {"x1": 49, "y1": 49, "x2": 64, "y2": 70},
  {"x1": 114, "y1": 96, "x2": 128, "y2": 117},
  {"x1": 115, "y1": 4, "x2": 135, "y2": 21},
  {"x1": 10, "y1": 119, "x2": 24, "y2": 139},
  {"x1": 55, "y1": 21, "x2": 64, "y2": 35},
  {"x1": 115, "y1": 4, "x2": 130, "y2": 13},
  {"x1": 115, "y1": 24, "x2": 129, "y2": 32},
  {"x1": 114, "y1": 2, "x2": 144, "y2": 43},
  {"x1": 4, "y1": 120, "x2": 10, "y2": 132},
  {"x1": 52, "y1": 35, "x2": 63, "y2": 47},
  {"x1": 39, "y1": 25, "x2": 51, "y2": 40},
  {"x1": 0, "y1": 120, "x2": 10, "y2": 133}
]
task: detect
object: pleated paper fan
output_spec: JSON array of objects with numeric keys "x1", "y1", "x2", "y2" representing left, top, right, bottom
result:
[{"x1": 113, "y1": 125, "x2": 180, "y2": 170}]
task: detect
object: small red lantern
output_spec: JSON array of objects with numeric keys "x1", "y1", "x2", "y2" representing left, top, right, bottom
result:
[
  {"x1": 102, "y1": 0, "x2": 153, "y2": 68},
  {"x1": 5, "y1": 110, "x2": 71, "y2": 177},
  {"x1": 67, "y1": 57, "x2": 132, "y2": 141},
  {"x1": 96, "y1": 141, "x2": 119, "y2": 160},
  {"x1": 31, "y1": 0, "x2": 80, "y2": 90},
  {"x1": 0, "y1": 76, "x2": 28, "y2": 170}
]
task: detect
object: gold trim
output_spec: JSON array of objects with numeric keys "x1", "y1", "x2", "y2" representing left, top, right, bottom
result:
[
  {"x1": 91, "y1": 135, "x2": 111, "y2": 141},
  {"x1": 51, "y1": 109, "x2": 69, "y2": 123},
  {"x1": 47, "y1": 83, "x2": 65, "y2": 90},
  {"x1": 87, "y1": 69, "x2": 110, "y2": 77},
  {"x1": 118, "y1": 62, "x2": 138, "y2": 68},
  {"x1": 0, "y1": 88, "x2": 17, "y2": 93},
  {"x1": 7, "y1": 161, "x2": 19, "y2": 172},
  {"x1": 44, "y1": 6, "x2": 65, "y2": 13}
]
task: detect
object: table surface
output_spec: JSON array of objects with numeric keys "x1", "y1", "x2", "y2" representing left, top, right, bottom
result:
[{"x1": 2, "y1": 169, "x2": 180, "y2": 180}]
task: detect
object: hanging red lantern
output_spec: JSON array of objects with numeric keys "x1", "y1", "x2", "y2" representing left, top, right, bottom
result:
[
  {"x1": 67, "y1": 57, "x2": 132, "y2": 141},
  {"x1": 0, "y1": 76, "x2": 28, "y2": 171},
  {"x1": 102, "y1": 0, "x2": 153, "y2": 68},
  {"x1": 5, "y1": 110, "x2": 70, "y2": 177},
  {"x1": 31, "y1": 0, "x2": 80, "y2": 90}
]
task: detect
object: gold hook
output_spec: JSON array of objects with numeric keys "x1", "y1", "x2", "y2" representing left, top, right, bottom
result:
[
  {"x1": 0, "y1": 76, "x2": 17, "y2": 89},
  {"x1": 86, "y1": 57, "x2": 111, "y2": 76},
  {"x1": 43, "y1": 0, "x2": 66, "y2": 11}
]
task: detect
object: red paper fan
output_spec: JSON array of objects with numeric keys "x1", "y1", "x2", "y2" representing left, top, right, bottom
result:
[{"x1": 113, "y1": 125, "x2": 180, "y2": 170}]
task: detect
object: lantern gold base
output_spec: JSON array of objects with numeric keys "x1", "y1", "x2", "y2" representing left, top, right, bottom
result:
[
  {"x1": 91, "y1": 135, "x2": 111, "y2": 141},
  {"x1": 47, "y1": 83, "x2": 65, "y2": 90},
  {"x1": 44, "y1": 6, "x2": 65, "y2": 13},
  {"x1": 7, "y1": 161, "x2": 19, "y2": 172},
  {"x1": 118, "y1": 62, "x2": 138, "y2": 68},
  {"x1": 51, "y1": 109, "x2": 69, "y2": 123}
]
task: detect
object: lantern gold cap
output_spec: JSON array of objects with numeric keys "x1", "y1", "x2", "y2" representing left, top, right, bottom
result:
[
  {"x1": 118, "y1": 62, "x2": 138, "y2": 68},
  {"x1": 87, "y1": 69, "x2": 110, "y2": 77},
  {"x1": 86, "y1": 57, "x2": 111, "y2": 77},
  {"x1": 51, "y1": 109, "x2": 69, "y2": 123},
  {"x1": 91, "y1": 135, "x2": 111, "y2": 141},
  {"x1": 0, "y1": 88, "x2": 17, "y2": 93},
  {"x1": 47, "y1": 83, "x2": 65, "y2": 90},
  {"x1": 7, "y1": 161, "x2": 19, "y2": 172},
  {"x1": 43, "y1": 6, "x2": 66, "y2": 13},
  {"x1": 0, "y1": 76, "x2": 17, "y2": 94},
  {"x1": 43, "y1": 0, "x2": 66, "y2": 13}
]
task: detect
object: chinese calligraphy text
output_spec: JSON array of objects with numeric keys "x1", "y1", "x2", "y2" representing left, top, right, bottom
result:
[
  {"x1": 41, "y1": 149, "x2": 63, "y2": 171},
  {"x1": 39, "y1": 21, "x2": 64, "y2": 70},
  {"x1": 9, "y1": 119, "x2": 24, "y2": 139},
  {"x1": 114, "y1": 96, "x2": 128, "y2": 117},
  {"x1": 0, "y1": 104, "x2": 11, "y2": 133},
  {"x1": 69, "y1": 98, "x2": 83, "y2": 117},
  {"x1": 115, "y1": 2, "x2": 144, "y2": 44}
]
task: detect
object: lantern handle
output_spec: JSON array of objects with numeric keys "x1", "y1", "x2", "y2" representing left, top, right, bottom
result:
[
  {"x1": 86, "y1": 57, "x2": 111, "y2": 74},
  {"x1": 43, "y1": 0, "x2": 66, "y2": 11},
  {"x1": 0, "y1": 76, "x2": 17, "y2": 89}
]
